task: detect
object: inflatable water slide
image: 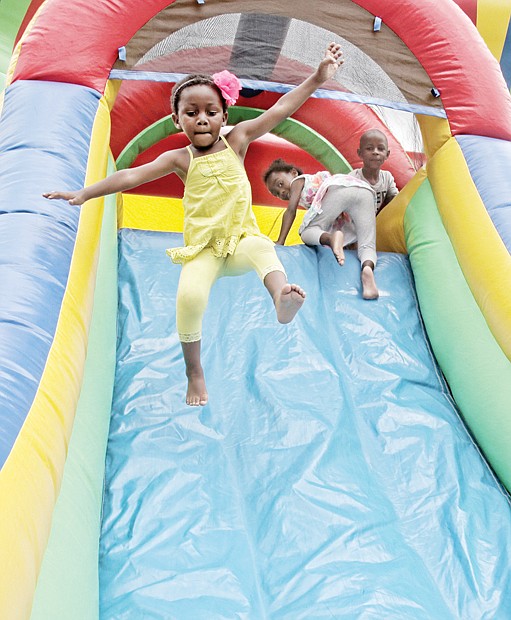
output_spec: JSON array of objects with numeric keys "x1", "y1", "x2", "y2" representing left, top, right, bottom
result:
[{"x1": 1, "y1": 1, "x2": 511, "y2": 618}]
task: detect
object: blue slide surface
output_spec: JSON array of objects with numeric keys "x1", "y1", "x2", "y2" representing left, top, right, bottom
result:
[{"x1": 99, "y1": 230, "x2": 511, "y2": 619}]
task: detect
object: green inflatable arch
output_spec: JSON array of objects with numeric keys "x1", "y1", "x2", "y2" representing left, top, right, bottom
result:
[{"x1": 116, "y1": 106, "x2": 351, "y2": 174}]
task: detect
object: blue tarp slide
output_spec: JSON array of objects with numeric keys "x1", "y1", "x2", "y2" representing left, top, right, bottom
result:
[{"x1": 99, "y1": 230, "x2": 511, "y2": 619}]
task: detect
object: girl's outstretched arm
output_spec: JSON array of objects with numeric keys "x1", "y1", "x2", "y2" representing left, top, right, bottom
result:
[
  {"x1": 43, "y1": 149, "x2": 185, "y2": 205},
  {"x1": 229, "y1": 43, "x2": 343, "y2": 153},
  {"x1": 275, "y1": 179, "x2": 304, "y2": 245}
]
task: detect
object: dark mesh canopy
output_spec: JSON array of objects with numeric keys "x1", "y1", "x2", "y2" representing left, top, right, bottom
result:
[
  {"x1": 112, "y1": 1, "x2": 442, "y2": 114},
  {"x1": 111, "y1": 4, "x2": 432, "y2": 153}
]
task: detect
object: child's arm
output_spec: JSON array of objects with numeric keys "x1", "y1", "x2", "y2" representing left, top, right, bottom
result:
[
  {"x1": 229, "y1": 43, "x2": 343, "y2": 153},
  {"x1": 275, "y1": 179, "x2": 304, "y2": 245},
  {"x1": 43, "y1": 149, "x2": 184, "y2": 205}
]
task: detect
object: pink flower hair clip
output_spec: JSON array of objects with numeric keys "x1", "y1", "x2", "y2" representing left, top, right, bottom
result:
[{"x1": 212, "y1": 70, "x2": 241, "y2": 107}]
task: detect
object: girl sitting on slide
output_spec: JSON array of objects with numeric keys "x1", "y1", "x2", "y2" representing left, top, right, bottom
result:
[{"x1": 264, "y1": 159, "x2": 379, "y2": 300}]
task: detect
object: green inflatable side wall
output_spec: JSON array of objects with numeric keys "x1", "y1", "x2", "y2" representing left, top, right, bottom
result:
[{"x1": 405, "y1": 178, "x2": 511, "y2": 491}]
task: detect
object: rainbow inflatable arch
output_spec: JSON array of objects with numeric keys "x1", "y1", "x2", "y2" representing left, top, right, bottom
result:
[{"x1": 2, "y1": 0, "x2": 511, "y2": 618}]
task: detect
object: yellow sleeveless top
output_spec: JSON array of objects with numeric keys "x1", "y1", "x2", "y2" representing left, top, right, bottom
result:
[{"x1": 166, "y1": 135, "x2": 266, "y2": 264}]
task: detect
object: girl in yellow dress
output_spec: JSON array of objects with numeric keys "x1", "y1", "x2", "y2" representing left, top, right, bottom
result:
[{"x1": 44, "y1": 43, "x2": 344, "y2": 407}]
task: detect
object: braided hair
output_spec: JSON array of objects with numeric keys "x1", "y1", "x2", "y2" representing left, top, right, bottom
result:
[{"x1": 263, "y1": 159, "x2": 304, "y2": 185}]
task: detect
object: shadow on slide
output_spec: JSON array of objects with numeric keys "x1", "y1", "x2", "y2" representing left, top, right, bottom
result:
[{"x1": 100, "y1": 230, "x2": 511, "y2": 619}]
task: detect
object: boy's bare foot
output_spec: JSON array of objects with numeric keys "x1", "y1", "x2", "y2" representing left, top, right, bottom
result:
[
  {"x1": 186, "y1": 370, "x2": 208, "y2": 406},
  {"x1": 361, "y1": 264, "x2": 379, "y2": 300},
  {"x1": 275, "y1": 283, "x2": 306, "y2": 323},
  {"x1": 330, "y1": 229, "x2": 345, "y2": 265}
]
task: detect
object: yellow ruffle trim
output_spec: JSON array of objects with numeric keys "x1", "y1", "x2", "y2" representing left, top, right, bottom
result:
[{"x1": 166, "y1": 234, "x2": 242, "y2": 264}]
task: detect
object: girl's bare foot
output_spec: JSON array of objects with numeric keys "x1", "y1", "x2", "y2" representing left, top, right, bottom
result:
[
  {"x1": 275, "y1": 283, "x2": 306, "y2": 323},
  {"x1": 186, "y1": 370, "x2": 208, "y2": 406},
  {"x1": 330, "y1": 229, "x2": 345, "y2": 265},
  {"x1": 361, "y1": 264, "x2": 379, "y2": 300}
]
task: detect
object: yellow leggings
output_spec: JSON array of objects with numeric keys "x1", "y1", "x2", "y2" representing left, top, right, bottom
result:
[{"x1": 176, "y1": 235, "x2": 285, "y2": 342}]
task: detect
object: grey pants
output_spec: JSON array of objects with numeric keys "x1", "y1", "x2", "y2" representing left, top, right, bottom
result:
[{"x1": 300, "y1": 185, "x2": 377, "y2": 266}]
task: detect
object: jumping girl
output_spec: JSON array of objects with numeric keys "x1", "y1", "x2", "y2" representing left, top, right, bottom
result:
[{"x1": 44, "y1": 43, "x2": 344, "y2": 406}]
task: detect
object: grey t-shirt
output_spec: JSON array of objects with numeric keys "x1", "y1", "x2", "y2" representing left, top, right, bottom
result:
[{"x1": 348, "y1": 168, "x2": 398, "y2": 214}]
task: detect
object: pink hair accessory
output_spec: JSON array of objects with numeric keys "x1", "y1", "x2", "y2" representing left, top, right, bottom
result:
[{"x1": 212, "y1": 70, "x2": 241, "y2": 107}]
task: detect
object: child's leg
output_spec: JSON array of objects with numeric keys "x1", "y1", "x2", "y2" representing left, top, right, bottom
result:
[
  {"x1": 176, "y1": 249, "x2": 223, "y2": 405},
  {"x1": 264, "y1": 271, "x2": 306, "y2": 324},
  {"x1": 300, "y1": 225, "x2": 345, "y2": 265},
  {"x1": 180, "y1": 340, "x2": 205, "y2": 406},
  {"x1": 344, "y1": 188, "x2": 379, "y2": 300},
  {"x1": 300, "y1": 187, "x2": 350, "y2": 265},
  {"x1": 360, "y1": 264, "x2": 378, "y2": 300},
  {"x1": 225, "y1": 235, "x2": 305, "y2": 323}
]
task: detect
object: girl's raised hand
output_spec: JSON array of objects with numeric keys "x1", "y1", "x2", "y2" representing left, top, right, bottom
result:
[
  {"x1": 43, "y1": 190, "x2": 85, "y2": 205},
  {"x1": 316, "y1": 42, "x2": 344, "y2": 83}
]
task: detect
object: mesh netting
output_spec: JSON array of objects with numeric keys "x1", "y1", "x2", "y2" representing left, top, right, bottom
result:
[
  {"x1": 139, "y1": 14, "x2": 406, "y2": 105},
  {"x1": 133, "y1": 14, "x2": 423, "y2": 153}
]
